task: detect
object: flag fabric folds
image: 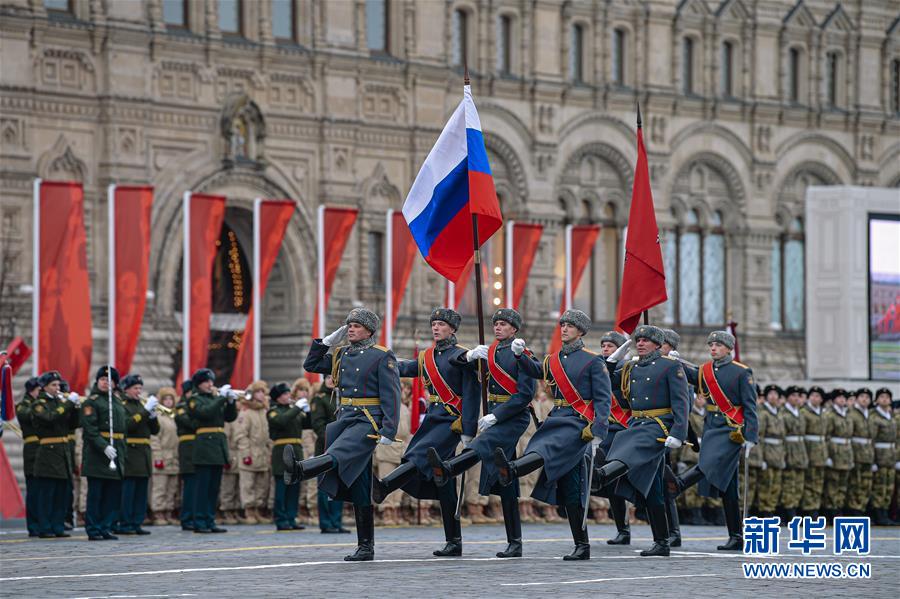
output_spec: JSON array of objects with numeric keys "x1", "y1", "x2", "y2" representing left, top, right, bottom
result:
[
  {"x1": 614, "y1": 116, "x2": 667, "y2": 333},
  {"x1": 403, "y1": 85, "x2": 502, "y2": 282},
  {"x1": 3, "y1": 337, "x2": 31, "y2": 376},
  {"x1": 508, "y1": 222, "x2": 543, "y2": 310}
]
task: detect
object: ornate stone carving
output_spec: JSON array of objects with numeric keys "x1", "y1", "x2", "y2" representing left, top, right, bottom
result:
[
  {"x1": 360, "y1": 84, "x2": 407, "y2": 122},
  {"x1": 220, "y1": 93, "x2": 267, "y2": 169},
  {"x1": 34, "y1": 48, "x2": 96, "y2": 92}
]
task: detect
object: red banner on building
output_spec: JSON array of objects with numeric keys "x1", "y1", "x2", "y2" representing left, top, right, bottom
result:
[
  {"x1": 36, "y1": 181, "x2": 92, "y2": 393},
  {"x1": 380, "y1": 210, "x2": 418, "y2": 347},
  {"x1": 509, "y1": 223, "x2": 543, "y2": 310},
  {"x1": 444, "y1": 257, "x2": 475, "y2": 309},
  {"x1": 231, "y1": 200, "x2": 295, "y2": 388},
  {"x1": 548, "y1": 224, "x2": 600, "y2": 354},
  {"x1": 111, "y1": 185, "x2": 153, "y2": 374}
]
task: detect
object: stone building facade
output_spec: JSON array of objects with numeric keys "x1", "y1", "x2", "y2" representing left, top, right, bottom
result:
[{"x1": 0, "y1": 0, "x2": 898, "y2": 390}]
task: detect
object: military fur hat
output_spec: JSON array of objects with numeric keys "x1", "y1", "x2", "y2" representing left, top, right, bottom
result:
[
  {"x1": 157, "y1": 386, "x2": 177, "y2": 401},
  {"x1": 874, "y1": 387, "x2": 893, "y2": 401},
  {"x1": 633, "y1": 324, "x2": 665, "y2": 346},
  {"x1": 662, "y1": 328, "x2": 681, "y2": 350},
  {"x1": 180, "y1": 380, "x2": 193, "y2": 394},
  {"x1": 601, "y1": 330, "x2": 628, "y2": 347},
  {"x1": 191, "y1": 368, "x2": 216, "y2": 387},
  {"x1": 764, "y1": 384, "x2": 784, "y2": 397},
  {"x1": 24, "y1": 377, "x2": 40, "y2": 393},
  {"x1": 345, "y1": 307, "x2": 380, "y2": 334},
  {"x1": 829, "y1": 388, "x2": 848, "y2": 400},
  {"x1": 247, "y1": 380, "x2": 269, "y2": 396},
  {"x1": 559, "y1": 309, "x2": 591, "y2": 335},
  {"x1": 492, "y1": 308, "x2": 522, "y2": 331},
  {"x1": 95, "y1": 365, "x2": 120, "y2": 385},
  {"x1": 807, "y1": 386, "x2": 826, "y2": 399},
  {"x1": 120, "y1": 374, "x2": 143, "y2": 390},
  {"x1": 707, "y1": 330, "x2": 735, "y2": 350},
  {"x1": 38, "y1": 370, "x2": 62, "y2": 388},
  {"x1": 431, "y1": 307, "x2": 462, "y2": 331},
  {"x1": 269, "y1": 382, "x2": 291, "y2": 401},
  {"x1": 856, "y1": 387, "x2": 873, "y2": 400},
  {"x1": 795, "y1": 387, "x2": 807, "y2": 395}
]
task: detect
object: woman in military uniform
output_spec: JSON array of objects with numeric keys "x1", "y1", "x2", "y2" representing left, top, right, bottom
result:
[
  {"x1": 267, "y1": 382, "x2": 309, "y2": 530},
  {"x1": 118, "y1": 374, "x2": 159, "y2": 535}
]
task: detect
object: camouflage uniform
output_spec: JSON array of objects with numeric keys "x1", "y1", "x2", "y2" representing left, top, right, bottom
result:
[
  {"x1": 822, "y1": 405, "x2": 854, "y2": 513},
  {"x1": 846, "y1": 405, "x2": 874, "y2": 514},
  {"x1": 801, "y1": 402, "x2": 828, "y2": 514},
  {"x1": 869, "y1": 406, "x2": 896, "y2": 513},
  {"x1": 778, "y1": 404, "x2": 808, "y2": 516},
  {"x1": 756, "y1": 402, "x2": 785, "y2": 515}
]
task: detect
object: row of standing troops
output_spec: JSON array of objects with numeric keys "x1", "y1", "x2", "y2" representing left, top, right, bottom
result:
[{"x1": 284, "y1": 304, "x2": 759, "y2": 561}]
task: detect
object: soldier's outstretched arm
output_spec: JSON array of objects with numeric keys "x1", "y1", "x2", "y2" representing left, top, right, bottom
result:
[
  {"x1": 589, "y1": 357, "x2": 612, "y2": 441},
  {"x1": 303, "y1": 339, "x2": 334, "y2": 375},
  {"x1": 378, "y1": 351, "x2": 401, "y2": 441},
  {"x1": 174, "y1": 403, "x2": 195, "y2": 431},
  {"x1": 396, "y1": 358, "x2": 418, "y2": 379},
  {"x1": 515, "y1": 351, "x2": 542, "y2": 379},
  {"x1": 667, "y1": 363, "x2": 690, "y2": 441},
  {"x1": 741, "y1": 368, "x2": 759, "y2": 444}
]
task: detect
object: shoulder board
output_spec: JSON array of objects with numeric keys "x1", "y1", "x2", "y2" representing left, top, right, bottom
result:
[
  {"x1": 267, "y1": 410, "x2": 278, "y2": 419},
  {"x1": 732, "y1": 360, "x2": 749, "y2": 369},
  {"x1": 582, "y1": 349, "x2": 597, "y2": 356},
  {"x1": 372, "y1": 344, "x2": 388, "y2": 352},
  {"x1": 661, "y1": 355, "x2": 677, "y2": 361},
  {"x1": 455, "y1": 344, "x2": 470, "y2": 351}
]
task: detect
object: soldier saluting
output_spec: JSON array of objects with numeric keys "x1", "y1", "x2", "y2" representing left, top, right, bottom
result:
[
  {"x1": 286, "y1": 307, "x2": 400, "y2": 562},
  {"x1": 669, "y1": 330, "x2": 758, "y2": 551},
  {"x1": 427, "y1": 308, "x2": 535, "y2": 558},
  {"x1": 371, "y1": 308, "x2": 480, "y2": 558},
  {"x1": 495, "y1": 309, "x2": 611, "y2": 561}
]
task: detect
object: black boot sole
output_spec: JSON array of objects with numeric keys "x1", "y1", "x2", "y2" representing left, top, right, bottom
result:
[{"x1": 607, "y1": 535, "x2": 631, "y2": 545}]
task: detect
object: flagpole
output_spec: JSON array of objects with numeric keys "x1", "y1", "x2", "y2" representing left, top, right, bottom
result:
[
  {"x1": 32, "y1": 178, "x2": 41, "y2": 377},
  {"x1": 108, "y1": 184, "x2": 116, "y2": 369},
  {"x1": 637, "y1": 102, "x2": 649, "y2": 328},
  {"x1": 505, "y1": 220, "x2": 513, "y2": 308},
  {"x1": 317, "y1": 205, "x2": 325, "y2": 339},
  {"x1": 385, "y1": 209, "x2": 394, "y2": 348},
  {"x1": 564, "y1": 224, "x2": 573, "y2": 311},
  {"x1": 253, "y1": 198, "x2": 262, "y2": 381},
  {"x1": 182, "y1": 191, "x2": 191, "y2": 382}
]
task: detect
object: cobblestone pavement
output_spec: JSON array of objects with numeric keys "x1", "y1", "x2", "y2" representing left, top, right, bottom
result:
[{"x1": 1, "y1": 520, "x2": 898, "y2": 598}]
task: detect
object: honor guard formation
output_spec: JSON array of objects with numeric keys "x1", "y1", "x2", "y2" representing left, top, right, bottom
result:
[{"x1": 13, "y1": 308, "x2": 900, "y2": 556}]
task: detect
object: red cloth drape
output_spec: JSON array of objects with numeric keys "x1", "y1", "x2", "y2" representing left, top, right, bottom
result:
[
  {"x1": 114, "y1": 186, "x2": 153, "y2": 373},
  {"x1": 3, "y1": 337, "x2": 31, "y2": 376},
  {"x1": 548, "y1": 225, "x2": 600, "y2": 354},
  {"x1": 0, "y1": 440, "x2": 25, "y2": 519},
  {"x1": 615, "y1": 124, "x2": 667, "y2": 333},
  {"x1": 231, "y1": 200, "x2": 295, "y2": 388},
  {"x1": 444, "y1": 257, "x2": 474, "y2": 308},
  {"x1": 186, "y1": 194, "x2": 226, "y2": 379},
  {"x1": 380, "y1": 212, "x2": 418, "y2": 346},
  {"x1": 511, "y1": 223, "x2": 543, "y2": 310},
  {"x1": 38, "y1": 181, "x2": 92, "y2": 393}
]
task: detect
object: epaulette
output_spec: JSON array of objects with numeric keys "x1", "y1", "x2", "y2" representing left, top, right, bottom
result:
[
  {"x1": 732, "y1": 360, "x2": 749, "y2": 369},
  {"x1": 455, "y1": 344, "x2": 470, "y2": 351},
  {"x1": 661, "y1": 355, "x2": 677, "y2": 360},
  {"x1": 583, "y1": 349, "x2": 597, "y2": 356},
  {"x1": 372, "y1": 344, "x2": 389, "y2": 352}
]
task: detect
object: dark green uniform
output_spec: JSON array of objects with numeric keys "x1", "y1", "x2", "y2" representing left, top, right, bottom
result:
[
  {"x1": 175, "y1": 396, "x2": 197, "y2": 529},
  {"x1": 778, "y1": 405, "x2": 808, "y2": 516},
  {"x1": 309, "y1": 387, "x2": 343, "y2": 532},
  {"x1": 118, "y1": 396, "x2": 159, "y2": 533},
  {"x1": 846, "y1": 406, "x2": 874, "y2": 514},
  {"x1": 16, "y1": 393, "x2": 40, "y2": 535},
  {"x1": 32, "y1": 391, "x2": 79, "y2": 536},
  {"x1": 268, "y1": 402, "x2": 307, "y2": 528},
  {"x1": 81, "y1": 386, "x2": 128, "y2": 538},
  {"x1": 801, "y1": 405, "x2": 827, "y2": 514},
  {"x1": 187, "y1": 388, "x2": 238, "y2": 532}
]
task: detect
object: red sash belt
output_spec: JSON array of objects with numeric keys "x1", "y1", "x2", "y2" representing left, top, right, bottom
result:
[
  {"x1": 547, "y1": 352, "x2": 594, "y2": 422},
  {"x1": 700, "y1": 362, "x2": 744, "y2": 425},
  {"x1": 422, "y1": 347, "x2": 462, "y2": 412},
  {"x1": 488, "y1": 341, "x2": 518, "y2": 395}
]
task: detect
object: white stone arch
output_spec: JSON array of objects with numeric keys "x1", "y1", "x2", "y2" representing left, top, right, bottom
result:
[
  {"x1": 482, "y1": 131, "x2": 528, "y2": 216},
  {"x1": 555, "y1": 141, "x2": 634, "y2": 226},
  {"x1": 773, "y1": 132, "x2": 854, "y2": 193},
  {"x1": 877, "y1": 142, "x2": 900, "y2": 187}
]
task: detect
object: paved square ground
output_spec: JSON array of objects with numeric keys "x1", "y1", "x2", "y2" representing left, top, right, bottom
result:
[{"x1": 1, "y1": 520, "x2": 898, "y2": 598}]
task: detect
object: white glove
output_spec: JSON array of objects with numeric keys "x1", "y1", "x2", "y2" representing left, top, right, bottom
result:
[
  {"x1": 664, "y1": 436, "x2": 682, "y2": 449},
  {"x1": 103, "y1": 445, "x2": 118, "y2": 461},
  {"x1": 894, "y1": 461, "x2": 900, "y2": 471},
  {"x1": 323, "y1": 325, "x2": 348, "y2": 347},
  {"x1": 825, "y1": 458, "x2": 834, "y2": 467},
  {"x1": 607, "y1": 339, "x2": 634, "y2": 362},
  {"x1": 294, "y1": 397, "x2": 310, "y2": 413},
  {"x1": 144, "y1": 395, "x2": 159, "y2": 412},
  {"x1": 378, "y1": 435, "x2": 393, "y2": 445},
  {"x1": 465, "y1": 345, "x2": 489, "y2": 362},
  {"x1": 590, "y1": 437, "x2": 602, "y2": 451},
  {"x1": 461, "y1": 434, "x2": 473, "y2": 448},
  {"x1": 511, "y1": 338, "x2": 526, "y2": 356},
  {"x1": 760, "y1": 461, "x2": 768, "y2": 471},
  {"x1": 67, "y1": 392, "x2": 80, "y2": 403},
  {"x1": 669, "y1": 350, "x2": 680, "y2": 358},
  {"x1": 220, "y1": 384, "x2": 232, "y2": 395},
  {"x1": 871, "y1": 464, "x2": 878, "y2": 473},
  {"x1": 477, "y1": 414, "x2": 497, "y2": 432},
  {"x1": 743, "y1": 441, "x2": 756, "y2": 458}
]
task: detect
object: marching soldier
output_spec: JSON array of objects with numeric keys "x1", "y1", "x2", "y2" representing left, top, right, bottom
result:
[
  {"x1": 174, "y1": 380, "x2": 197, "y2": 530},
  {"x1": 237, "y1": 381, "x2": 273, "y2": 525},
  {"x1": 678, "y1": 392, "x2": 711, "y2": 525},
  {"x1": 496, "y1": 309, "x2": 612, "y2": 561},
  {"x1": 267, "y1": 382, "x2": 309, "y2": 530},
  {"x1": 822, "y1": 389, "x2": 854, "y2": 521},
  {"x1": 150, "y1": 387, "x2": 179, "y2": 525},
  {"x1": 778, "y1": 386, "x2": 808, "y2": 522},
  {"x1": 427, "y1": 308, "x2": 535, "y2": 558},
  {"x1": 658, "y1": 328, "x2": 689, "y2": 547},
  {"x1": 287, "y1": 307, "x2": 400, "y2": 561},
  {"x1": 744, "y1": 388, "x2": 767, "y2": 516},
  {"x1": 846, "y1": 387, "x2": 875, "y2": 517},
  {"x1": 670, "y1": 330, "x2": 757, "y2": 551},
  {"x1": 81, "y1": 366, "x2": 128, "y2": 540},
  {"x1": 118, "y1": 374, "x2": 159, "y2": 535},
  {"x1": 16, "y1": 377, "x2": 42, "y2": 536},
  {"x1": 800, "y1": 386, "x2": 827, "y2": 518},
  {"x1": 31, "y1": 371, "x2": 80, "y2": 538},
  {"x1": 187, "y1": 368, "x2": 239, "y2": 533},
  {"x1": 372, "y1": 308, "x2": 480, "y2": 557},
  {"x1": 308, "y1": 375, "x2": 349, "y2": 534},
  {"x1": 870, "y1": 388, "x2": 898, "y2": 525},
  {"x1": 59, "y1": 380, "x2": 78, "y2": 531},
  {"x1": 594, "y1": 324, "x2": 687, "y2": 557},
  {"x1": 755, "y1": 386, "x2": 785, "y2": 518}
]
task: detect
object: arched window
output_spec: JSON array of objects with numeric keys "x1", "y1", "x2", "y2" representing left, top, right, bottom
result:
[
  {"x1": 612, "y1": 28, "x2": 627, "y2": 86},
  {"x1": 496, "y1": 14, "x2": 513, "y2": 75},
  {"x1": 451, "y1": 8, "x2": 469, "y2": 67},
  {"x1": 218, "y1": 0, "x2": 242, "y2": 36},
  {"x1": 682, "y1": 36, "x2": 695, "y2": 95},
  {"x1": 569, "y1": 23, "x2": 585, "y2": 83},
  {"x1": 163, "y1": 0, "x2": 188, "y2": 28},
  {"x1": 720, "y1": 40, "x2": 734, "y2": 97}
]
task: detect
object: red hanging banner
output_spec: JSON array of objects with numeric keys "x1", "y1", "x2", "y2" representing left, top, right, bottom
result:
[
  {"x1": 510, "y1": 223, "x2": 543, "y2": 310},
  {"x1": 548, "y1": 224, "x2": 600, "y2": 354},
  {"x1": 231, "y1": 200, "x2": 295, "y2": 388},
  {"x1": 37, "y1": 181, "x2": 92, "y2": 393},
  {"x1": 183, "y1": 193, "x2": 226, "y2": 382},
  {"x1": 380, "y1": 211, "x2": 418, "y2": 346},
  {"x1": 444, "y1": 256, "x2": 474, "y2": 309},
  {"x1": 112, "y1": 185, "x2": 154, "y2": 374}
]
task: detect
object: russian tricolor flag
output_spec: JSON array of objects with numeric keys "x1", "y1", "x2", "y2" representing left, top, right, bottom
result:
[{"x1": 403, "y1": 85, "x2": 502, "y2": 282}]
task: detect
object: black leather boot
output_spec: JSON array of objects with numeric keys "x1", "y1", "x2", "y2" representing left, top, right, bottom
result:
[
  {"x1": 595, "y1": 460, "x2": 629, "y2": 489},
  {"x1": 372, "y1": 461, "x2": 417, "y2": 504},
  {"x1": 283, "y1": 448, "x2": 333, "y2": 485},
  {"x1": 669, "y1": 465, "x2": 705, "y2": 497},
  {"x1": 666, "y1": 494, "x2": 681, "y2": 547},
  {"x1": 640, "y1": 503, "x2": 670, "y2": 557},
  {"x1": 562, "y1": 504, "x2": 590, "y2": 560},
  {"x1": 428, "y1": 447, "x2": 480, "y2": 487},
  {"x1": 606, "y1": 496, "x2": 630, "y2": 545},
  {"x1": 716, "y1": 494, "x2": 743, "y2": 551},
  {"x1": 495, "y1": 449, "x2": 543, "y2": 487},
  {"x1": 496, "y1": 493, "x2": 522, "y2": 558},
  {"x1": 344, "y1": 505, "x2": 374, "y2": 561},
  {"x1": 433, "y1": 490, "x2": 462, "y2": 556}
]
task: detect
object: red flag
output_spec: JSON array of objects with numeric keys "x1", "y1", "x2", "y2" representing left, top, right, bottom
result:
[
  {"x1": 380, "y1": 211, "x2": 418, "y2": 347},
  {"x1": 183, "y1": 193, "x2": 226, "y2": 381},
  {"x1": 37, "y1": 181, "x2": 92, "y2": 393},
  {"x1": 410, "y1": 344, "x2": 425, "y2": 434},
  {"x1": 0, "y1": 440, "x2": 25, "y2": 519},
  {"x1": 614, "y1": 111, "x2": 667, "y2": 333},
  {"x1": 509, "y1": 223, "x2": 543, "y2": 310},
  {"x1": 548, "y1": 225, "x2": 600, "y2": 354},
  {"x1": 3, "y1": 337, "x2": 31, "y2": 376},
  {"x1": 111, "y1": 185, "x2": 153, "y2": 373},
  {"x1": 231, "y1": 200, "x2": 295, "y2": 388}
]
